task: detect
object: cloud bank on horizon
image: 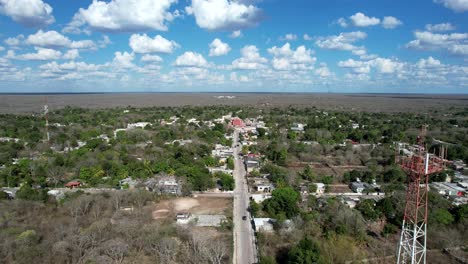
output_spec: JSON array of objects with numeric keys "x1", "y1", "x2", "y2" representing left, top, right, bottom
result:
[{"x1": 0, "y1": 0, "x2": 467, "y2": 93}]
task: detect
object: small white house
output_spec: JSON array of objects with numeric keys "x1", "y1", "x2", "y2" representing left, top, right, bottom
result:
[
  {"x1": 176, "y1": 213, "x2": 191, "y2": 224},
  {"x1": 253, "y1": 218, "x2": 275, "y2": 232},
  {"x1": 342, "y1": 197, "x2": 360, "y2": 208},
  {"x1": 127, "y1": 122, "x2": 151, "y2": 129},
  {"x1": 256, "y1": 184, "x2": 275, "y2": 193},
  {"x1": 47, "y1": 190, "x2": 65, "y2": 200},
  {"x1": 351, "y1": 182, "x2": 367, "y2": 193},
  {"x1": 291, "y1": 123, "x2": 306, "y2": 132},
  {"x1": 251, "y1": 193, "x2": 272, "y2": 203},
  {"x1": 314, "y1": 183, "x2": 326, "y2": 194}
]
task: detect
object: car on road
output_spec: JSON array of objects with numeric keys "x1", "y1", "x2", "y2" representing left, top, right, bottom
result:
[{"x1": 242, "y1": 215, "x2": 247, "y2": 220}]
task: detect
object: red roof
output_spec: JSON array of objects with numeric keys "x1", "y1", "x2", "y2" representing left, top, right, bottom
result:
[
  {"x1": 231, "y1": 118, "x2": 245, "y2": 127},
  {"x1": 65, "y1": 181, "x2": 81, "y2": 187}
]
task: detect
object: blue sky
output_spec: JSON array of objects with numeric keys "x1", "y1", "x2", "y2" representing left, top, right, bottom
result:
[{"x1": 0, "y1": 0, "x2": 467, "y2": 93}]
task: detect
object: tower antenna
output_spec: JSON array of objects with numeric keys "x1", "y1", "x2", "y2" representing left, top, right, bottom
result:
[
  {"x1": 396, "y1": 125, "x2": 446, "y2": 264},
  {"x1": 43, "y1": 97, "x2": 50, "y2": 143}
]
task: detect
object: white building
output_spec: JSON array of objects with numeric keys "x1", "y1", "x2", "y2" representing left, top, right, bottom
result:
[
  {"x1": 251, "y1": 194, "x2": 272, "y2": 203},
  {"x1": 256, "y1": 184, "x2": 275, "y2": 193},
  {"x1": 212, "y1": 144, "x2": 234, "y2": 158},
  {"x1": 0, "y1": 137, "x2": 19, "y2": 143},
  {"x1": 253, "y1": 218, "x2": 275, "y2": 232},
  {"x1": 342, "y1": 197, "x2": 360, "y2": 208},
  {"x1": 431, "y1": 182, "x2": 466, "y2": 197},
  {"x1": 314, "y1": 183, "x2": 326, "y2": 194},
  {"x1": 291, "y1": 123, "x2": 306, "y2": 132},
  {"x1": 176, "y1": 213, "x2": 191, "y2": 224},
  {"x1": 47, "y1": 190, "x2": 65, "y2": 200},
  {"x1": 127, "y1": 122, "x2": 151, "y2": 129}
]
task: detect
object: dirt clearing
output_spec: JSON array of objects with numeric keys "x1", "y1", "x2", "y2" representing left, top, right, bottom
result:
[{"x1": 152, "y1": 197, "x2": 232, "y2": 219}]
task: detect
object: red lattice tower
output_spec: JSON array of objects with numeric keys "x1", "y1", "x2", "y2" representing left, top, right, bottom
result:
[{"x1": 396, "y1": 126, "x2": 445, "y2": 264}]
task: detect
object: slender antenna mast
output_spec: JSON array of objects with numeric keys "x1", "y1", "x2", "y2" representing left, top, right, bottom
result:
[{"x1": 44, "y1": 97, "x2": 50, "y2": 143}]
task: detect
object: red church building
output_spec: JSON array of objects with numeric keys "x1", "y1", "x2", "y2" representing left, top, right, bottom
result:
[{"x1": 231, "y1": 117, "x2": 245, "y2": 128}]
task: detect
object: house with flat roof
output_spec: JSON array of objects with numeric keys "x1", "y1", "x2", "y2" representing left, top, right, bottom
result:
[
  {"x1": 212, "y1": 144, "x2": 234, "y2": 158},
  {"x1": 119, "y1": 177, "x2": 140, "y2": 189},
  {"x1": 145, "y1": 175, "x2": 182, "y2": 195},
  {"x1": 244, "y1": 155, "x2": 260, "y2": 173},
  {"x1": 176, "y1": 212, "x2": 191, "y2": 224},
  {"x1": 251, "y1": 193, "x2": 272, "y2": 203},
  {"x1": 255, "y1": 183, "x2": 275, "y2": 193},
  {"x1": 253, "y1": 218, "x2": 276, "y2": 232},
  {"x1": 314, "y1": 183, "x2": 326, "y2": 194},
  {"x1": 431, "y1": 182, "x2": 466, "y2": 197},
  {"x1": 291, "y1": 123, "x2": 306, "y2": 132},
  {"x1": 127, "y1": 122, "x2": 151, "y2": 129},
  {"x1": 350, "y1": 182, "x2": 367, "y2": 193}
]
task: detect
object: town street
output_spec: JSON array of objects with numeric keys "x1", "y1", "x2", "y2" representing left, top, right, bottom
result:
[{"x1": 232, "y1": 129, "x2": 257, "y2": 264}]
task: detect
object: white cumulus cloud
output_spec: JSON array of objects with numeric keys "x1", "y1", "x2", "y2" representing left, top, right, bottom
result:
[
  {"x1": 67, "y1": 0, "x2": 177, "y2": 33},
  {"x1": 141, "y1": 54, "x2": 163, "y2": 63},
  {"x1": 0, "y1": 0, "x2": 54, "y2": 27},
  {"x1": 338, "y1": 57, "x2": 404, "y2": 75},
  {"x1": 231, "y1": 45, "x2": 268, "y2": 70},
  {"x1": 382, "y1": 16, "x2": 403, "y2": 29},
  {"x1": 303, "y1": 34, "x2": 313, "y2": 41},
  {"x1": 315, "y1": 66, "x2": 332, "y2": 78},
  {"x1": 129, "y1": 34, "x2": 179, "y2": 54},
  {"x1": 230, "y1": 72, "x2": 249, "y2": 82},
  {"x1": 417, "y1": 56, "x2": 442, "y2": 68},
  {"x1": 63, "y1": 49, "x2": 80, "y2": 60},
  {"x1": 113, "y1": 51, "x2": 135, "y2": 69},
  {"x1": 209, "y1": 38, "x2": 231, "y2": 56},
  {"x1": 279, "y1": 34, "x2": 297, "y2": 41},
  {"x1": 434, "y1": 0, "x2": 468, "y2": 12},
  {"x1": 448, "y1": 44, "x2": 468, "y2": 55},
  {"x1": 268, "y1": 43, "x2": 316, "y2": 71},
  {"x1": 230, "y1": 30, "x2": 242, "y2": 38},
  {"x1": 315, "y1": 31, "x2": 367, "y2": 55},
  {"x1": 349, "y1": 12, "x2": 380, "y2": 27},
  {"x1": 4, "y1": 35, "x2": 24, "y2": 46},
  {"x1": 174, "y1": 51, "x2": 208, "y2": 67},
  {"x1": 7, "y1": 47, "x2": 62, "y2": 60},
  {"x1": 425, "y1": 23, "x2": 456, "y2": 32},
  {"x1": 406, "y1": 31, "x2": 468, "y2": 56},
  {"x1": 25, "y1": 30, "x2": 97, "y2": 49},
  {"x1": 26, "y1": 30, "x2": 70, "y2": 48},
  {"x1": 186, "y1": 0, "x2": 262, "y2": 31}
]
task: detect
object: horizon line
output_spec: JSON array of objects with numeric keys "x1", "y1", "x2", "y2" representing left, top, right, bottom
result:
[{"x1": 1, "y1": 91, "x2": 468, "y2": 96}]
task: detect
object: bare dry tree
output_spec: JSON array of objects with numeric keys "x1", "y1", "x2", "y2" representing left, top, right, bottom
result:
[
  {"x1": 206, "y1": 237, "x2": 227, "y2": 264},
  {"x1": 102, "y1": 238, "x2": 129, "y2": 264},
  {"x1": 154, "y1": 237, "x2": 178, "y2": 263},
  {"x1": 69, "y1": 233, "x2": 93, "y2": 264},
  {"x1": 90, "y1": 197, "x2": 109, "y2": 221},
  {"x1": 46, "y1": 166, "x2": 65, "y2": 187},
  {"x1": 111, "y1": 191, "x2": 124, "y2": 211}
]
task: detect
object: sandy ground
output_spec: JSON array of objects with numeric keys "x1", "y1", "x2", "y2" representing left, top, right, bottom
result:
[
  {"x1": 0, "y1": 93, "x2": 467, "y2": 114},
  {"x1": 152, "y1": 197, "x2": 232, "y2": 219}
]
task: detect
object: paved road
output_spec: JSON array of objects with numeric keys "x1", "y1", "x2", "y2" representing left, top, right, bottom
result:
[{"x1": 232, "y1": 129, "x2": 257, "y2": 264}]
